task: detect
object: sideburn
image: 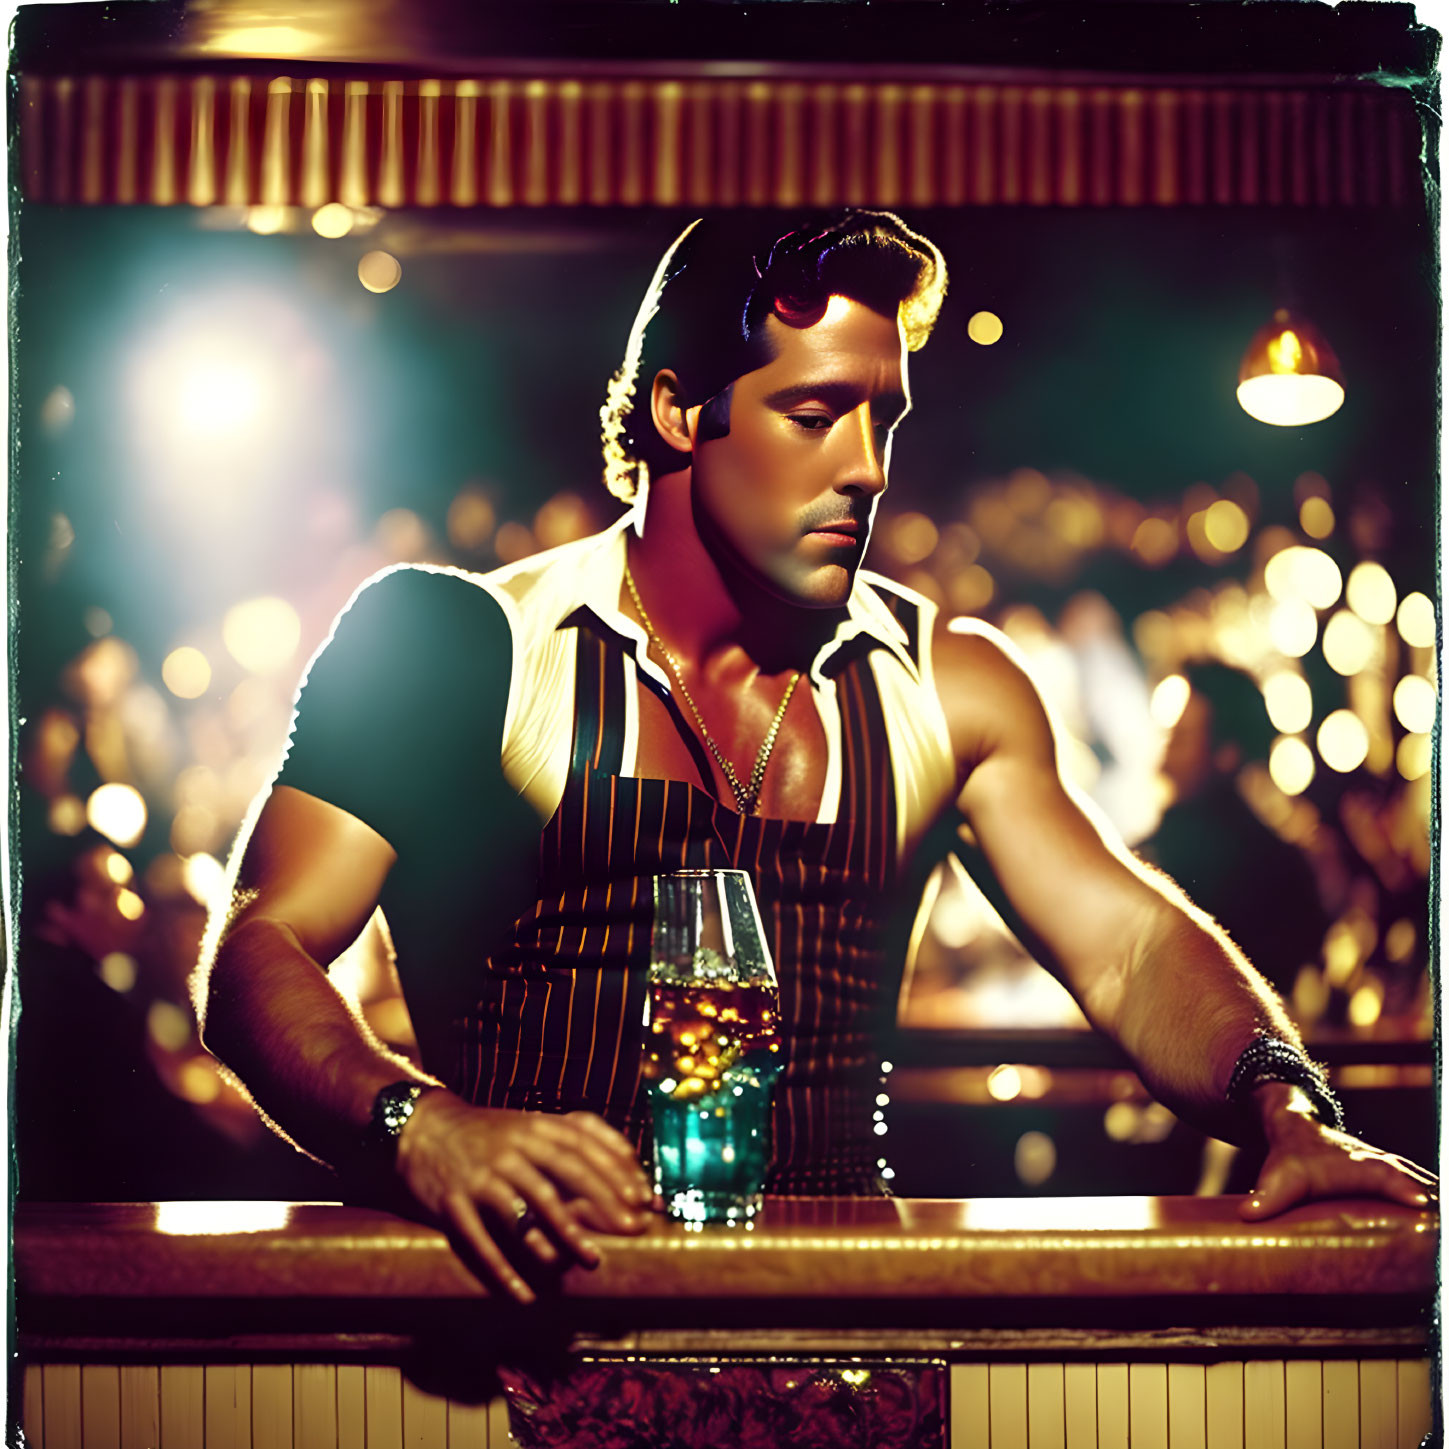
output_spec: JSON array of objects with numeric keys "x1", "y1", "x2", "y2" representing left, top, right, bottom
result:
[{"x1": 694, "y1": 383, "x2": 734, "y2": 445}]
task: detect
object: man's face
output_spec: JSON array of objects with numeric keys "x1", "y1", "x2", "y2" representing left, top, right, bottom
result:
[{"x1": 687, "y1": 295, "x2": 911, "y2": 610}]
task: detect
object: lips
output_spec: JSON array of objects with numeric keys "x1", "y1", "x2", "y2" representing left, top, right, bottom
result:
[{"x1": 806, "y1": 520, "x2": 866, "y2": 544}]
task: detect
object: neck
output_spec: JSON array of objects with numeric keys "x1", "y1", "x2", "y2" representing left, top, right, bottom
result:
[{"x1": 626, "y1": 469, "x2": 842, "y2": 679}]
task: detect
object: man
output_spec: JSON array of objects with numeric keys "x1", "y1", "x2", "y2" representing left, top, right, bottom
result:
[
  {"x1": 1144, "y1": 660, "x2": 1329, "y2": 998},
  {"x1": 198, "y1": 210, "x2": 1433, "y2": 1305}
]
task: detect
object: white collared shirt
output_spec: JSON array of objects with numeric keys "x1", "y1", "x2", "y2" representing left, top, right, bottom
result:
[{"x1": 475, "y1": 505, "x2": 956, "y2": 862}]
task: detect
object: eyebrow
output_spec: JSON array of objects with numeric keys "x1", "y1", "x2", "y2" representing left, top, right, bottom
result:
[{"x1": 762, "y1": 381, "x2": 911, "y2": 425}]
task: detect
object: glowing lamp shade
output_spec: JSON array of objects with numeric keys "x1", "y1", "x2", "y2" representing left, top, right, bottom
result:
[{"x1": 1236, "y1": 309, "x2": 1345, "y2": 427}]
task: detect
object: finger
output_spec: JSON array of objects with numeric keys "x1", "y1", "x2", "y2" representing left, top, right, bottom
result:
[
  {"x1": 502, "y1": 1157, "x2": 604, "y2": 1265},
  {"x1": 1240, "y1": 1160, "x2": 1310, "y2": 1220},
  {"x1": 1374, "y1": 1163, "x2": 1434, "y2": 1209},
  {"x1": 534, "y1": 1121, "x2": 651, "y2": 1222},
  {"x1": 440, "y1": 1189, "x2": 536, "y2": 1304},
  {"x1": 567, "y1": 1112, "x2": 651, "y2": 1174}
]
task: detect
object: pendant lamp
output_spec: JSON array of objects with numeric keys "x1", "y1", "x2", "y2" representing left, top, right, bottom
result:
[{"x1": 1236, "y1": 308, "x2": 1345, "y2": 427}]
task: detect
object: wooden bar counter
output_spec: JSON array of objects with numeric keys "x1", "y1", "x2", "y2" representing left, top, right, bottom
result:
[{"x1": 15, "y1": 1195, "x2": 1437, "y2": 1448}]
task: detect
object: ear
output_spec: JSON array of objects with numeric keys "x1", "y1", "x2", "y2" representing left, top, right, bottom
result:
[{"x1": 649, "y1": 370, "x2": 696, "y2": 456}]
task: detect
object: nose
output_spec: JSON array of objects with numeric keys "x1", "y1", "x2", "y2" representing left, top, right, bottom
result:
[{"x1": 836, "y1": 402, "x2": 888, "y2": 498}]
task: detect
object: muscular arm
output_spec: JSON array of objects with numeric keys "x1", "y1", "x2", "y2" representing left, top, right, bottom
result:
[
  {"x1": 936, "y1": 622, "x2": 1433, "y2": 1212},
  {"x1": 938, "y1": 625, "x2": 1282, "y2": 1135},
  {"x1": 198, "y1": 785, "x2": 420, "y2": 1164},
  {"x1": 199, "y1": 785, "x2": 651, "y2": 1301}
]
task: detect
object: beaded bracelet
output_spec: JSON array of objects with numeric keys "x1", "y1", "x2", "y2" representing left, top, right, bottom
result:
[{"x1": 1225, "y1": 1035, "x2": 1344, "y2": 1131}]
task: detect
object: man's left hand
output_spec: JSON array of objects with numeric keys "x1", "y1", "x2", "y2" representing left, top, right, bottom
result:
[{"x1": 1240, "y1": 1082, "x2": 1437, "y2": 1220}]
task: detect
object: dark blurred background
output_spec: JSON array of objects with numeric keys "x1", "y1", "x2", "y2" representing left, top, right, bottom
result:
[{"x1": 10, "y1": 0, "x2": 1439, "y2": 1206}]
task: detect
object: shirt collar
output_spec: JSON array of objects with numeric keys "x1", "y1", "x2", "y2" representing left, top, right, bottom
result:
[{"x1": 540, "y1": 504, "x2": 921, "y2": 689}]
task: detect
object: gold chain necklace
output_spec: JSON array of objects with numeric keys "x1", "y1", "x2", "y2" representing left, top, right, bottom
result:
[{"x1": 624, "y1": 562, "x2": 802, "y2": 817}]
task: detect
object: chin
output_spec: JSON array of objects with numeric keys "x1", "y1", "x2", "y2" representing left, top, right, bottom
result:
[{"x1": 765, "y1": 559, "x2": 856, "y2": 611}]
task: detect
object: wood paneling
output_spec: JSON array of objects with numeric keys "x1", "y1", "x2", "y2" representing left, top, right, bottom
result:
[
  {"x1": 1063, "y1": 1363, "x2": 1097, "y2": 1449},
  {"x1": 294, "y1": 1364, "x2": 338, "y2": 1449},
  {"x1": 1358, "y1": 1360, "x2": 1397, "y2": 1449},
  {"x1": 337, "y1": 1364, "x2": 367, "y2": 1449},
  {"x1": 1168, "y1": 1363, "x2": 1207, "y2": 1449},
  {"x1": 118, "y1": 1365, "x2": 159, "y2": 1449},
  {"x1": 42, "y1": 1364, "x2": 81, "y2": 1449},
  {"x1": 401, "y1": 1374, "x2": 449, "y2": 1448},
  {"x1": 1205, "y1": 1361, "x2": 1244, "y2": 1449},
  {"x1": 1244, "y1": 1361, "x2": 1286, "y2": 1449},
  {"x1": 1097, "y1": 1364, "x2": 1129, "y2": 1449},
  {"x1": 950, "y1": 1363, "x2": 990, "y2": 1449},
  {"x1": 1284, "y1": 1360, "x2": 1322, "y2": 1449},
  {"x1": 158, "y1": 1365, "x2": 203, "y2": 1449},
  {"x1": 1396, "y1": 1358, "x2": 1432, "y2": 1449},
  {"x1": 252, "y1": 1364, "x2": 294, "y2": 1449},
  {"x1": 1322, "y1": 1361, "x2": 1360, "y2": 1449},
  {"x1": 989, "y1": 1363, "x2": 1029, "y2": 1449},
  {"x1": 1028, "y1": 1362, "x2": 1066, "y2": 1449},
  {"x1": 204, "y1": 1364, "x2": 250, "y2": 1449},
  {"x1": 365, "y1": 1364, "x2": 405, "y2": 1449},
  {"x1": 1129, "y1": 1362, "x2": 1168, "y2": 1449},
  {"x1": 79, "y1": 1366, "x2": 120, "y2": 1449}
]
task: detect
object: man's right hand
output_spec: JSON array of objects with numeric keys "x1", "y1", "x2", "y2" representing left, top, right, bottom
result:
[{"x1": 395, "y1": 1091, "x2": 654, "y2": 1303}]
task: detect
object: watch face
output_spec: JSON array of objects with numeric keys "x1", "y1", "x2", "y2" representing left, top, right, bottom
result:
[{"x1": 375, "y1": 1082, "x2": 423, "y2": 1138}]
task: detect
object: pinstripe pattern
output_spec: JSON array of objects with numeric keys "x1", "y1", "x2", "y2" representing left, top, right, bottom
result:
[{"x1": 457, "y1": 620, "x2": 908, "y2": 1195}]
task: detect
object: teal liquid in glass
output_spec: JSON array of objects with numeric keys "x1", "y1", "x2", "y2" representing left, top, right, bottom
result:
[{"x1": 650, "y1": 1062, "x2": 778, "y2": 1225}]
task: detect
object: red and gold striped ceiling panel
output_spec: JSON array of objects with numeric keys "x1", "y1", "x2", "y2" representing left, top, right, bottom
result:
[{"x1": 17, "y1": 73, "x2": 1418, "y2": 209}]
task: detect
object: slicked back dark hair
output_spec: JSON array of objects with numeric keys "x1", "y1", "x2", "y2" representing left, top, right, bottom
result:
[
  {"x1": 1184, "y1": 661, "x2": 1277, "y2": 763},
  {"x1": 601, "y1": 210, "x2": 947, "y2": 502}
]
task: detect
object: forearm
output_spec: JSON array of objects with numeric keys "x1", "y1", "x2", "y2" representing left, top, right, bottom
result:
[
  {"x1": 200, "y1": 915, "x2": 435, "y2": 1170},
  {"x1": 1112, "y1": 889, "x2": 1301, "y2": 1142}
]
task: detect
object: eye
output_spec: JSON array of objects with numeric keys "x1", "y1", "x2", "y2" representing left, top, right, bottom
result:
[{"x1": 786, "y1": 413, "x2": 834, "y2": 433}]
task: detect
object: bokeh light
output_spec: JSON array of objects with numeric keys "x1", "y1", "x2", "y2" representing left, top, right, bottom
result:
[
  {"x1": 1149, "y1": 674, "x2": 1190, "y2": 729},
  {"x1": 359, "y1": 251, "x2": 402, "y2": 293},
  {"x1": 889, "y1": 513, "x2": 939, "y2": 565},
  {"x1": 1262, "y1": 672, "x2": 1313, "y2": 734},
  {"x1": 103, "y1": 851, "x2": 134, "y2": 885},
  {"x1": 1396, "y1": 592, "x2": 1435, "y2": 649},
  {"x1": 147, "y1": 1000, "x2": 192, "y2": 1051},
  {"x1": 222, "y1": 597, "x2": 302, "y2": 674},
  {"x1": 447, "y1": 488, "x2": 497, "y2": 551},
  {"x1": 1347, "y1": 981, "x2": 1384, "y2": 1029},
  {"x1": 1321, "y1": 610, "x2": 1375, "y2": 676},
  {"x1": 1392, "y1": 675, "x2": 1436, "y2": 734},
  {"x1": 1298, "y1": 496, "x2": 1334, "y2": 539},
  {"x1": 1130, "y1": 517, "x2": 1177, "y2": 567},
  {"x1": 1263, "y1": 546, "x2": 1342, "y2": 610},
  {"x1": 49, "y1": 796, "x2": 86, "y2": 835},
  {"x1": 987, "y1": 1064, "x2": 1023, "y2": 1101},
  {"x1": 1268, "y1": 736, "x2": 1315, "y2": 795},
  {"x1": 182, "y1": 853, "x2": 228, "y2": 909},
  {"x1": 1203, "y1": 499, "x2": 1250, "y2": 554},
  {"x1": 1317, "y1": 710, "x2": 1370, "y2": 773},
  {"x1": 116, "y1": 888, "x2": 145, "y2": 922},
  {"x1": 40, "y1": 384, "x2": 76, "y2": 435},
  {"x1": 162, "y1": 646, "x2": 212, "y2": 699},
  {"x1": 245, "y1": 205, "x2": 288, "y2": 235},
  {"x1": 310, "y1": 203, "x2": 354, "y2": 239},
  {"x1": 1396, "y1": 733, "x2": 1431, "y2": 781},
  {"x1": 1014, "y1": 1131, "x2": 1056, "y2": 1186},
  {"x1": 1268, "y1": 599, "x2": 1317, "y2": 658},
  {"x1": 86, "y1": 783, "x2": 147, "y2": 847},
  {"x1": 1345, "y1": 562, "x2": 1397, "y2": 625},
  {"x1": 967, "y1": 311, "x2": 1004, "y2": 345},
  {"x1": 98, "y1": 952, "x2": 137, "y2": 993}
]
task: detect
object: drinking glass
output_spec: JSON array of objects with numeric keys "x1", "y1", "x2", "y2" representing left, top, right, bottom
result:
[{"x1": 645, "y1": 869, "x2": 781, "y2": 1225}]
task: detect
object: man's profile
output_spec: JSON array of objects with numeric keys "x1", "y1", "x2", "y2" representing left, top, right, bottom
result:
[{"x1": 197, "y1": 208, "x2": 1434, "y2": 1304}]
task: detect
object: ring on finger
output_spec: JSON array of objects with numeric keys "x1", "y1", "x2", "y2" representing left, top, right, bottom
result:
[{"x1": 510, "y1": 1198, "x2": 539, "y2": 1236}]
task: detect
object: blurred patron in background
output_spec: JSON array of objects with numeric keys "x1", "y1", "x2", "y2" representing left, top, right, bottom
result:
[
  {"x1": 1144, "y1": 661, "x2": 1330, "y2": 999},
  {"x1": 195, "y1": 208, "x2": 1433, "y2": 1301}
]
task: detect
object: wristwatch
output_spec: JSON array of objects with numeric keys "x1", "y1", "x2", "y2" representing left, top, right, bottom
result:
[{"x1": 365, "y1": 1081, "x2": 433, "y2": 1159}]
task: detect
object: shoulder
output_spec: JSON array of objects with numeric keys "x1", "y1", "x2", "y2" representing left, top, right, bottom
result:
[
  {"x1": 929, "y1": 615, "x2": 1056, "y2": 770},
  {"x1": 300, "y1": 563, "x2": 515, "y2": 707},
  {"x1": 334, "y1": 561, "x2": 514, "y2": 635}
]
